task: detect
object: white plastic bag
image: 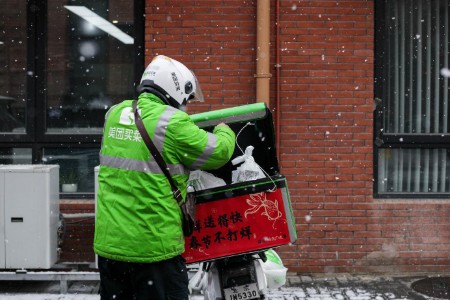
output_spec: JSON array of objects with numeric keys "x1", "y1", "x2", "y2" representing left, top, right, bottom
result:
[
  {"x1": 188, "y1": 263, "x2": 208, "y2": 294},
  {"x1": 261, "y1": 249, "x2": 288, "y2": 289},
  {"x1": 231, "y1": 145, "x2": 266, "y2": 183},
  {"x1": 188, "y1": 170, "x2": 226, "y2": 191}
]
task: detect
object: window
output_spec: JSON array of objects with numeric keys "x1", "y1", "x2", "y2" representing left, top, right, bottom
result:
[
  {"x1": 43, "y1": 148, "x2": 100, "y2": 193},
  {"x1": 0, "y1": 1, "x2": 144, "y2": 197},
  {"x1": 375, "y1": 0, "x2": 450, "y2": 197},
  {"x1": 0, "y1": 2, "x2": 27, "y2": 134}
]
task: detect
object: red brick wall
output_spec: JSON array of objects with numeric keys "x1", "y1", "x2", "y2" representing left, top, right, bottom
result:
[
  {"x1": 62, "y1": 0, "x2": 450, "y2": 275},
  {"x1": 59, "y1": 200, "x2": 96, "y2": 264},
  {"x1": 277, "y1": 0, "x2": 375, "y2": 272},
  {"x1": 144, "y1": 0, "x2": 259, "y2": 112}
]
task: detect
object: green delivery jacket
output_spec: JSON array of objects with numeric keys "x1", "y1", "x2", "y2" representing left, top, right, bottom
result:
[{"x1": 94, "y1": 93, "x2": 235, "y2": 263}]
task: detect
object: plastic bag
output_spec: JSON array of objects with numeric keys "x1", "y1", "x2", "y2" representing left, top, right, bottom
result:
[
  {"x1": 188, "y1": 263, "x2": 208, "y2": 294},
  {"x1": 231, "y1": 145, "x2": 266, "y2": 183},
  {"x1": 188, "y1": 170, "x2": 226, "y2": 191},
  {"x1": 261, "y1": 249, "x2": 288, "y2": 289}
]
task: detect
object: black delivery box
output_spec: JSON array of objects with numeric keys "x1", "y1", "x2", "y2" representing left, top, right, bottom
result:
[{"x1": 182, "y1": 103, "x2": 297, "y2": 264}]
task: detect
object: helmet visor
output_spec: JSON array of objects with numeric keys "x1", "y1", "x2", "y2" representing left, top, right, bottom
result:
[{"x1": 188, "y1": 73, "x2": 205, "y2": 103}]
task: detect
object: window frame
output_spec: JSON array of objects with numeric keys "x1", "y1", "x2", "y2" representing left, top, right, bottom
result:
[{"x1": 374, "y1": 0, "x2": 450, "y2": 198}]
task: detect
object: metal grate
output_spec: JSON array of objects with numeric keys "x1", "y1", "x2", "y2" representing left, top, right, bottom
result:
[{"x1": 411, "y1": 277, "x2": 450, "y2": 299}]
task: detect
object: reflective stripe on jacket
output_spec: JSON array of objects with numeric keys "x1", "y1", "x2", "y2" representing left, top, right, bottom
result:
[{"x1": 94, "y1": 93, "x2": 235, "y2": 263}]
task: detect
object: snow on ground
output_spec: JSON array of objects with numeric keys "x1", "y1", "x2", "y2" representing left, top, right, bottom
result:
[
  {"x1": 0, "y1": 296, "x2": 98, "y2": 300},
  {"x1": 0, "y1": 288, "x2": 437, "y2": 300}
]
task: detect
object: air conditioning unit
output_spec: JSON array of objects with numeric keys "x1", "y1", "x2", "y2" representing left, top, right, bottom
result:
[{"x1": 0, "y1": 165, "x2": 59, "y2": 269}]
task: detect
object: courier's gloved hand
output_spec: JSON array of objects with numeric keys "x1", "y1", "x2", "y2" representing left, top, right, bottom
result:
[{"x1": 216, "y1": 122, "x2": 230, "y2": 128}]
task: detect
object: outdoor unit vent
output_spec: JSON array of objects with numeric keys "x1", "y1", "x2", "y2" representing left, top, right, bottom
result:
[{"x1": 0, "y1": 165, "x2": 59, "y2": 269}]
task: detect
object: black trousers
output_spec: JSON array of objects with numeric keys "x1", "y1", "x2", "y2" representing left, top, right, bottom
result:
[{"x1": 97, "y1": 255, "x2": 189, "y2": 300}]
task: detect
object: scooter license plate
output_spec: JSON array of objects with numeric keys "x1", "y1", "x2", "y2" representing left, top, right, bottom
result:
[{"x1": 223, "y1": 283, "x2": 260, "y2": 300}]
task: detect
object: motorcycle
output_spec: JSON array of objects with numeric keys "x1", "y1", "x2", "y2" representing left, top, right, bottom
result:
[{"x1": 189, "y1": 249, "x2": 287, "y2": 300}]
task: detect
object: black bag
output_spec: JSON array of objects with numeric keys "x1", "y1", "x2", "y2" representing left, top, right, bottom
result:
[
  {"x1": 168, "y1": 184, "x2": 196, "y2": 237},
  {"x1": 181, "y1": 186, "x2": 197, "y2": 236},
  {"x1": 133, "y1": 101, "x2": 196, "y2": 236}
]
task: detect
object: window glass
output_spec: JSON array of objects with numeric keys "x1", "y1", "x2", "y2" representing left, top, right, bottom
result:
[
  {"x1": 42, "y1": 148, "x2": 100, "y2": 193},
  {"x1": 0, "y1": 1, "x2": 141, "y2": 196},
  {"x1": 378, "y1": 148, "x2": 450, "y2": 193},
  {"x1": 46, "y1": 0, "x2": 135, "y2": 134},
  {"x1": 0, "y1": 148, "x2": 31, "y2": 164},
  {"x1": 382, "y1": 0, "x2": 449, "y2": 135},
  {"x1": 0, "y1": 2, "x2": 27, "y2": 133}
]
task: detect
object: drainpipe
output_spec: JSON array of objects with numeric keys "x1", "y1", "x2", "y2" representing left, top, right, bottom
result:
[
  {"x1": 256, "y1": 0, "x2": 271, "y2": 105},
  {"x1": 275, "y1": 0, "x2": 281, "y2": 164}
]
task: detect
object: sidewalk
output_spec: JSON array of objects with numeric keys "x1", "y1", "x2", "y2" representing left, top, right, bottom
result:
[
  {"x1": 0, "y1": 273, "x2": 447, "y2": 300},
  {"x1": 278, "y1": 273, "x2": 445, "y2": 300}
]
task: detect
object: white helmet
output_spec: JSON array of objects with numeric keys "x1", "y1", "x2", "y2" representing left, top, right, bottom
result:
[{"x1": 138, "y1": 55, "x2": 204, "y2": 109}]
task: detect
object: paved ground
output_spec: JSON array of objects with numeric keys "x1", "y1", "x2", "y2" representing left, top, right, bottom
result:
[
  {"x1": 0, "y1": 273, "x2": 448, "y2": 299},
  {"x1": 277, "y1": 274, "x2": 444, "y2": 300}
]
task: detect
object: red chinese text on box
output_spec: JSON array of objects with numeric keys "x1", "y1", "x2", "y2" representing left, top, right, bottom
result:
[{"x1": 183, "y1": 188, "x2": 291, "y2": 264}]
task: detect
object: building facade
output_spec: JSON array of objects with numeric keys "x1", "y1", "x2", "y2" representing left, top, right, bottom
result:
[{"x1": 1, "y1": 0, "x2": 450, "y2": 274}]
